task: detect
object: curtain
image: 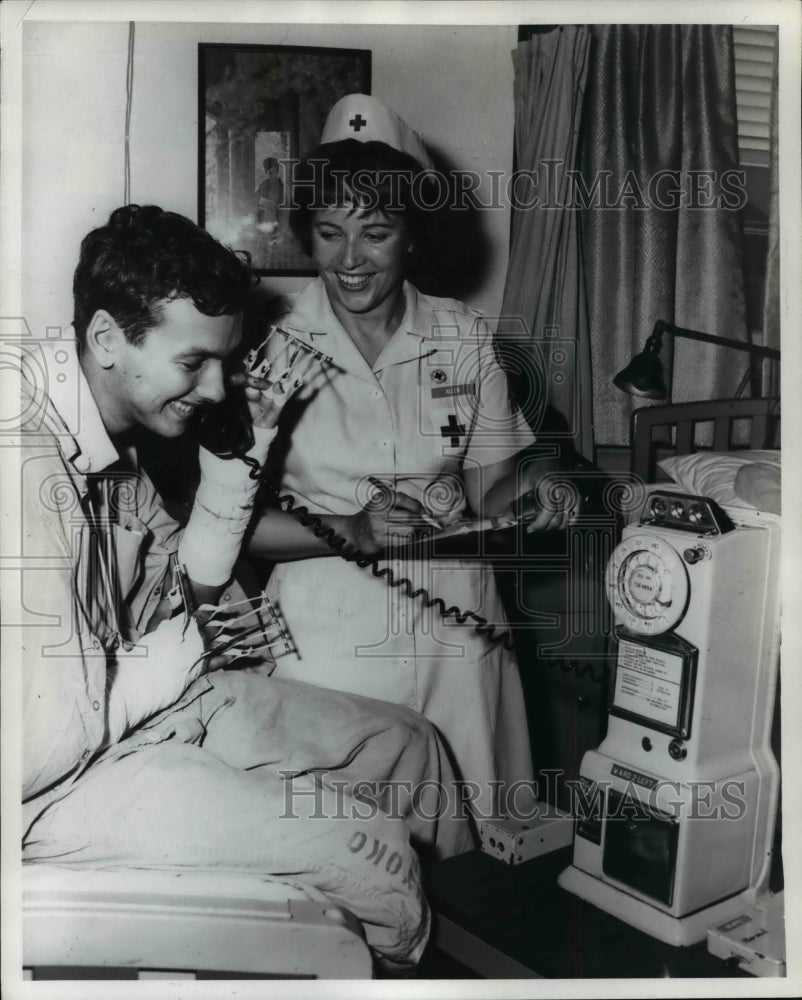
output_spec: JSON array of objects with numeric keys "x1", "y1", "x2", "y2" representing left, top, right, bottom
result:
[
  {"x1": 762, "y1": 34, "x2": 780, "y2": 393},
  {"x1": 499, "y1": 27, "x2": 594, "y2": 459},
  {"x1": 580, "y1": 25, "x2": 749, "y2": 446}
]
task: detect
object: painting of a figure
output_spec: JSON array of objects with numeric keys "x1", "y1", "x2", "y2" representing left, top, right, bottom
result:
[{"x1": 200, "y1": 43, "x2": 371, "y2": 274}]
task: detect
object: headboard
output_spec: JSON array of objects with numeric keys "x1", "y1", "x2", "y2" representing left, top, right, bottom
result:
[{"x1": 630, "y1": 397, "x2": 781, "y2": 484}]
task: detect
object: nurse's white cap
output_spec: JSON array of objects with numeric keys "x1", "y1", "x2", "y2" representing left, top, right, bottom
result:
[{"x1": 320, "y1": 93, "x2": 433, "y2": 169}]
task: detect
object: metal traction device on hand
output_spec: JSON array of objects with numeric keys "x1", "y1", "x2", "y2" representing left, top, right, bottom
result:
[{"x1": 167, "y1": 564, "x2": 297, "y2": 668}]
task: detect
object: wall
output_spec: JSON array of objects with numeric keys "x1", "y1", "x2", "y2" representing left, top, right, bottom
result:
[{"x1": 22, "y1": 20, "x2": 518, "y2": 341}]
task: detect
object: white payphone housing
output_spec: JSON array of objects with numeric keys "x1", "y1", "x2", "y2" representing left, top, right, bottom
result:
[{"x1": 558, "y1": 487, "x2": 782, "y2": 947}]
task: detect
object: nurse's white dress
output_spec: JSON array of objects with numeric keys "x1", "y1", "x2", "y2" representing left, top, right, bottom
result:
[{"x1": 264, "y1": 278, "x2": 535, "y2": 822}]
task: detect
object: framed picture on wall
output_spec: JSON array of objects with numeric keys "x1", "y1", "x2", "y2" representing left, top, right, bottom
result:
[{"x1": 199, "y1": 43, "x2": 371, "y2": 276}]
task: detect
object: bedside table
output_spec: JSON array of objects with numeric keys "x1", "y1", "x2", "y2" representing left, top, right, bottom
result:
[{"x1": 424, "y1": 848, "x2": 751, "y2": 979}]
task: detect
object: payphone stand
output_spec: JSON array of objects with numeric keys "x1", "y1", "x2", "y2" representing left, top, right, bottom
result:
[{"x1": 558, "y1": 488, "x2": 782, "y2": 948}]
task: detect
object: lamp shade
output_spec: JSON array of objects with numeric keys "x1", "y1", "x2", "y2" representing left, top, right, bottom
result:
[
  {"x1": 612, "y1": 349, "x2": 667, "y2": 399},
  {"x1": 613, "y1": 320, "x2": 780, "y2": 402}
]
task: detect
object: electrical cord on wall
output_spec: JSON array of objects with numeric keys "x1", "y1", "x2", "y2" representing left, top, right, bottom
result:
[{"x1": 124, "y1": 22, "x2": 135, "y2": 204}]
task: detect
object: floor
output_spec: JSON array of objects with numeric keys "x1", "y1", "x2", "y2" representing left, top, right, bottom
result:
[{"x1": 414, "y1": 943, "x2": 482, "y2": 979}]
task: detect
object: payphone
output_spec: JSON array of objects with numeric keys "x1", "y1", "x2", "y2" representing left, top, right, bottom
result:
[{"x1": 558, "y1": 487, "x2": 782, "y2": 947}]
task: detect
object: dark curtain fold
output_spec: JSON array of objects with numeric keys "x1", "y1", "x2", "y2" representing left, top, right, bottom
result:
[
  {"x1": 763, "y1": 33, "x2": 780, "y2": 393},
  {"x1": 499, "y1": 26, "x2": 594, "y2": 458},
  {"x1": 580, "y1": 24, "x2": 749, "y2": 446}
]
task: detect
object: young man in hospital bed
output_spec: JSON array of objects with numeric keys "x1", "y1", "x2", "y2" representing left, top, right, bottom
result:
[{"x1": 18, "y1": 204, "x2": 470, "y2": 975}]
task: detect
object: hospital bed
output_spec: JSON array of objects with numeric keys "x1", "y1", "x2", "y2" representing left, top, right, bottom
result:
[
  {"x1": 630, "y1": 395, "x2": 781, "y2": 483},
  {"x1": 22, "y1": 864, "x2": 372, "y2": 980}
]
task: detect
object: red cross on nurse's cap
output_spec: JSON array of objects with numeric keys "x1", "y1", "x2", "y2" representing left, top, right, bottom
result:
[{"x1": 321, "y1": 94, "x2": 433, "y2": 169}]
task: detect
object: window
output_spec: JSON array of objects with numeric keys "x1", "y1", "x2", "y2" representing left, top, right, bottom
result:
[
  {"x1": 733, "y1": 26, "x2": 778, "y2": 339},
  {"x1": 733, "y1": 25, "x2": 778, "y2": 169}
]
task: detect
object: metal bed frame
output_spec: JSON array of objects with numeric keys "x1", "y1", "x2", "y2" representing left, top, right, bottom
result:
[{"x1": 630, "y1": 397, "x2": 780, "y2": 483}]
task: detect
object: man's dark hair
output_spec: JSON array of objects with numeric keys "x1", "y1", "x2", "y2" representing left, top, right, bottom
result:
[{"x1": 73, "y1": 204, "x2": 253, "y2": 346}]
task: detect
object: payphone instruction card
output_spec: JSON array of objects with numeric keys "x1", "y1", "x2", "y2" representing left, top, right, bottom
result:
[{"x1": 614, "y1": 639, "x2": 683, "y2": 729}]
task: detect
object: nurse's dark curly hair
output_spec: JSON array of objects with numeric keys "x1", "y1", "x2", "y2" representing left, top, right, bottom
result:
[
  {"x1": 288, "y1": 139, "x2": 435, "y2": 259},
  {"x1": 73, "y1": 204, "x2": 254, "y2": 346}
]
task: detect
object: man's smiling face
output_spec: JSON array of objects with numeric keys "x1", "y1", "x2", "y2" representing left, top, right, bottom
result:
[{"x1": 105, "y1": 296, "x2": 241, "y2": 437}]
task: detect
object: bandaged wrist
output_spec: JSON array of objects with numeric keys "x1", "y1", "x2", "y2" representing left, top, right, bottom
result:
[
  {"x1": 107, "y1": 614, "x2": 205, "y2": 740},
  {"x1": 178, "y1": 426, "x2": 278, "y2": 586}
]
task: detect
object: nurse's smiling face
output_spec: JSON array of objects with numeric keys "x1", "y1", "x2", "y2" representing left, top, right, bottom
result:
[{"x1": 311, "y1": 205, "x2": 412, "y2": 328}]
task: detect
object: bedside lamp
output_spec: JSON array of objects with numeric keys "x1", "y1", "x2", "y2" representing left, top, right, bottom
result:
[{"x1": 614, "y1": 320, "x2": 780, "y2": 401}]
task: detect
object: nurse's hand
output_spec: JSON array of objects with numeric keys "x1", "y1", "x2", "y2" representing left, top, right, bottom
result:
[
  {"x1": 519, "y1": 471, "x2": 582, "y2": 533},
  {"x1": 523, "y1": 504, "x2": 575, "y2": 533},
  {"x1": 345, "y1": 486, "x2": 431, "y2": 555}
]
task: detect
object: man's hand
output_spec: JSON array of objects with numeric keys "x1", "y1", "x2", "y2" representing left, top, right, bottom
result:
[
  {"x1": 145, "y1": 598, "x2": 280, "y2": 673},
  {"x1": 228, "y1": 348, "x2": 322, "y2": 430},
  {"x1": 108, "y1": 614, "x2": 206, "y2": 740},
  {"x1": 177, "y1": 346, "x2": 321, "y2": 591},
  {"x1": 194, "y1": 598, "x2": 288, "y2": 671}
]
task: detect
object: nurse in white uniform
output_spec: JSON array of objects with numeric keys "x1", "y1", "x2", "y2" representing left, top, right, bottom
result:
[{"x1": 249, "y1": 95, "x2": 572, "y2": 833}]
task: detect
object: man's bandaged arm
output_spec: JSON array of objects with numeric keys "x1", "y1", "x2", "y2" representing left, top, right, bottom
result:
[{"x1": 178, "y1": 425, "x2": 277, "y2": 588}]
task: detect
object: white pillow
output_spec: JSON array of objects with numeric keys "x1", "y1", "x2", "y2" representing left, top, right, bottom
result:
[
  {"x1": 658, "y1": 450, "x2": 781, "y2": 511},
  {"x1": 734, "y1": 462, "x2": 782, "y2": 515}
]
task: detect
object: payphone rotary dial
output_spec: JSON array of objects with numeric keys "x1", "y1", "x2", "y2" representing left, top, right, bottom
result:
[{"x1": 605, "y1": 534, "x2": 689, "y2": 635}]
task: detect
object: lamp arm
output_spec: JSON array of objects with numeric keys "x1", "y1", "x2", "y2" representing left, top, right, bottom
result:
[{"x1": 653, "y1": 320, "x2": 781, "y2": 361}]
